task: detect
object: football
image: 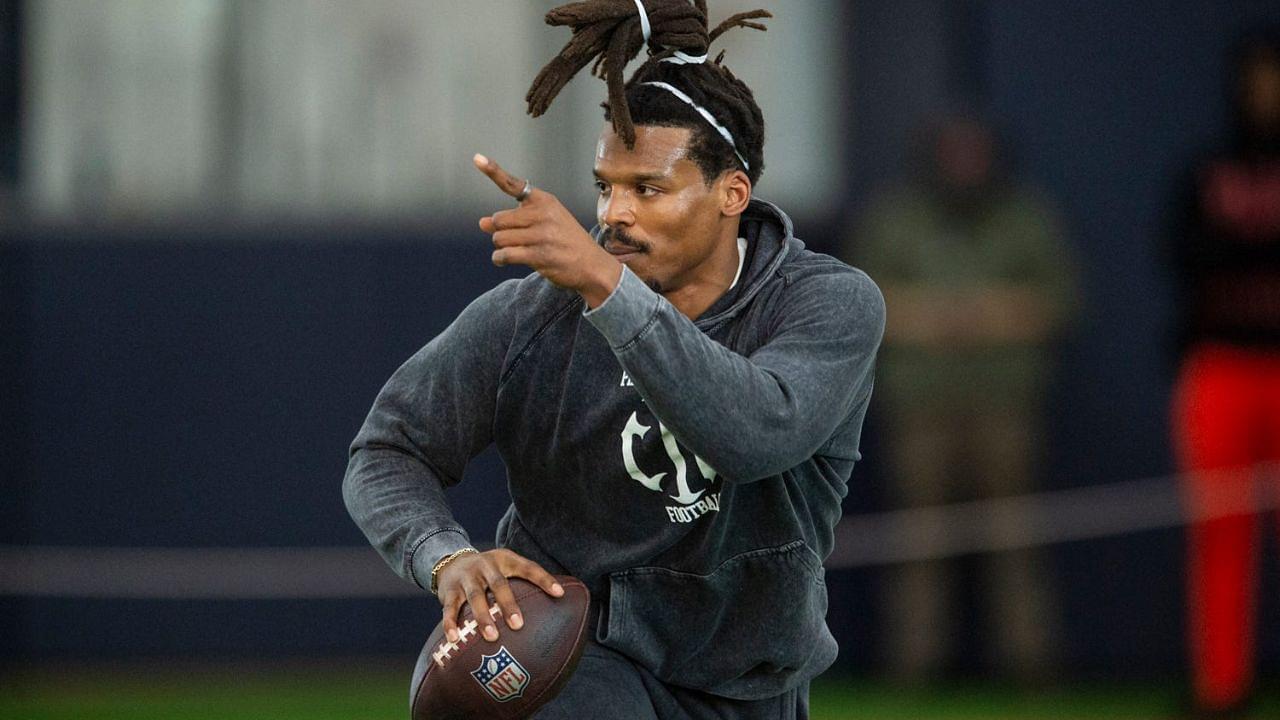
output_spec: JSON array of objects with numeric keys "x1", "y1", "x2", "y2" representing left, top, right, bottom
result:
[{"x1": 410, "y1": 575, "x2": 591, "y2": 720}]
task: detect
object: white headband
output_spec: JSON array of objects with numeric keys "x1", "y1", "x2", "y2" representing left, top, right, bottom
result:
[
  {"x1": 639, "y1": 81, "x2": 750, "y2": 171},
  {"x1": 631, "y1": 1, "x2": 748, "y2": 171},
  {"x1": 634, "y1": 0, "x2": 653, "y2": 43}
]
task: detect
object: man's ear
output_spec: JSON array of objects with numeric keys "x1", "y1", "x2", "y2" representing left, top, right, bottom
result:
[{"x1": 720, "y1": 169, "x2": 752, "y2": 217}]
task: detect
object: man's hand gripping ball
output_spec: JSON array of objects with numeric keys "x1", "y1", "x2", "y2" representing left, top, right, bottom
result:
[{"x1": 434, "y1": 548, "x2": 564, "y2": 645}]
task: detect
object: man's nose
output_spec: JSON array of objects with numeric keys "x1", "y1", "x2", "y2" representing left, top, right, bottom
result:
[{"x1": 601, "y1": 193, "x2": 635, "y2": 228}]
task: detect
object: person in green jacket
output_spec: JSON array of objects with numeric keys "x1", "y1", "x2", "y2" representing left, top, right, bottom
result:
[{"x1": 844, "y1": 112, "x2": 1077, "y2": 682}]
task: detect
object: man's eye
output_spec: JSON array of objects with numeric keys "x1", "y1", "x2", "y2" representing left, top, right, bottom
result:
[
  {"x1": 636, "y1": 185, "x2": 658, "y2": 196},
  {"x1": 594, "y1": 181, "x2": 609, "y2": 194}
]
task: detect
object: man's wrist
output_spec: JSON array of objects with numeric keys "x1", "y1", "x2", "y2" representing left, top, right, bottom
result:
[
  {"x1": 429, "y1": 547, "x2": 479, "y2": 595},
  {"x1": 579, "y1": 253, "x2": 623, "y2": 310},
  {"x1": 408, "y1": 529, "x2": 473, "y2": 591}
]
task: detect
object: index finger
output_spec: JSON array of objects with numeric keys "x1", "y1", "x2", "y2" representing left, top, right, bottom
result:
[{"x1": 473, "y1": 153, "x2": 528, "y2": 200}]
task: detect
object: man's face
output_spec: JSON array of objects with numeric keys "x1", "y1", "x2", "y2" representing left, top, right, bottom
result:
[{"x1": 594, "y1": 124, "x2": 729, "y2": 295}]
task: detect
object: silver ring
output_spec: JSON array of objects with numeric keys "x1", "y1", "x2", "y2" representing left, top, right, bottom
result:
[{"x1": 516, "y1": 179, "x2": 533, "y2": 202}]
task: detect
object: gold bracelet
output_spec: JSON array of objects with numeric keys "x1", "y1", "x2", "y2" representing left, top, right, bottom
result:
[{"x1": 429, "y1": 547, "x2": 479, "y2": 595}]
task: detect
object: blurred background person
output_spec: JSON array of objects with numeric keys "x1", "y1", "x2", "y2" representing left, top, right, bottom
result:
[
  {"x1": 1169, "y1": 31, "x2": 1280, "y2": 719},
  {"x1": 843, "y1": 111, "x2": 1077, "y2": 684}
]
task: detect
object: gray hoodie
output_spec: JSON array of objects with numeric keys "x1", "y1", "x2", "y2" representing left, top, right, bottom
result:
[{"x1": 343, "y1": 198, "x2": 885, "y2": 700}]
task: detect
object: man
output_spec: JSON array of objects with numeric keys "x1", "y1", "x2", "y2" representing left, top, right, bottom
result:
[
  {"x1": 1170, "y1": 32, "x2": 1280, "y2": 719},
  {"x1": 845, "y1": 113, "x2": 1075, "y2": 682},
  {"x1": 343, "y1": 2, "x2": 883, "y2": 717}
]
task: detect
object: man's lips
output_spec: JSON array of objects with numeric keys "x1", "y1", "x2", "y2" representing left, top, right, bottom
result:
[{"x1": 605, "y1": 241, "x2": 643, "y2": 257}]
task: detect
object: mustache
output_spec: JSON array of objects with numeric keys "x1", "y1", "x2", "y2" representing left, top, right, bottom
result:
[{"x1": 601, "y1": 228, "x2": 649, "y2": 253}]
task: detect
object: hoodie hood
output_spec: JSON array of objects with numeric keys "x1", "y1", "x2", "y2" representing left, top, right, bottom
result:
[{"x1": 692, "y1": 197, "x2": 795, "y2": 325}]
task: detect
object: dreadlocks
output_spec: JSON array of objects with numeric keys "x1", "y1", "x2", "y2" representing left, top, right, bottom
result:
[{"x1": 526, "y1": 0, "x2": 771, "y2": 187}]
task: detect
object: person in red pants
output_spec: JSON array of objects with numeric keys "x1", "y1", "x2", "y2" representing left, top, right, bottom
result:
[{"x1": 1171, "y1": 33, "x2": 1280, "y2": 718}]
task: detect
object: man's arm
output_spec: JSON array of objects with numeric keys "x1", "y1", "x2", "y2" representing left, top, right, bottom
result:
[
  {"x1": 343, "y1": 280, "x2": 563, "y2": 643},
  {"x1": 852, "y1": 190, "x2": 1076, "y2": 349},
  {"x1": 343, "y1": 284, "x2": 514, "y2": 588},
  {"x1": 585, "y1": 264, "x2": 885, "y2": 482},
  {"x1": 878, "y1": 284, "x2": 1063, "y2": 346}
]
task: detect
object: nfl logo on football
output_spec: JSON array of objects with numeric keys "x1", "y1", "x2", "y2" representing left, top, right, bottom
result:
[{"x1": 471, "y1": 646, "x2": 531, "y2": 702}]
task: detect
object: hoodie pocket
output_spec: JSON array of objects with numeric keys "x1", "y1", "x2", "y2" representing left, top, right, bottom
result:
[{"x1": 598, "y1": 540, "x2": 836, "y2": 700}]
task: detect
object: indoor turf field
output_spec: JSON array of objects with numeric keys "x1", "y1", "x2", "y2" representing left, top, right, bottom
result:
[{"x1": 2, "y1": 662, "x2": 1276, "y2": 720}]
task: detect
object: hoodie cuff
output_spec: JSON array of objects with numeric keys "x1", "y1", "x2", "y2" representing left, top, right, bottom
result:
[
  {"x1": 407, "y1": 528, "x2": 473, "y2": 592},
  {"x1": 582, "y1": 265, "x2": 663, "y2": 349}
]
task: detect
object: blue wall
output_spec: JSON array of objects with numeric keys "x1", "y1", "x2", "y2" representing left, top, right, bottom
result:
[
  {"x1": 1, "y1": 227, "x2": 522, "y2": 661},
  {"x1": 6, "y1": 228, "x2": 520, "y2": 549}
]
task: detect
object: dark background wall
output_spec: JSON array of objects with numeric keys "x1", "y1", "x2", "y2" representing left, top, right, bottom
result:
[
  {"x1": 0, "y1": 228, "x2": 524, "y2": 660},
  {"x1": 5, "y1": 0, "x2": 1280, "y2": 679}
]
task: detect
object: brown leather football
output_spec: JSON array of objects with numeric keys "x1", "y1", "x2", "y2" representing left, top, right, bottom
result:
[{"x1": 411, "y1": 575, "x2": 590, "y2": 719}]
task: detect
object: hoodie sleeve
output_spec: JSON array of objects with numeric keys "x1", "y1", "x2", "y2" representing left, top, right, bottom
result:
[
  {"x1": 584, "y1": 263, "x2": 885, "y2": 483},
  {"x1": 342, "y1": 280, "x2": 518, "y2": 589}
]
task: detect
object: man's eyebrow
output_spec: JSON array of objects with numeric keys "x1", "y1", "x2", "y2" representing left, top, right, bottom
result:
[{"x1": 593, "y1": 169, "x2": 672, "y2": 184}]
